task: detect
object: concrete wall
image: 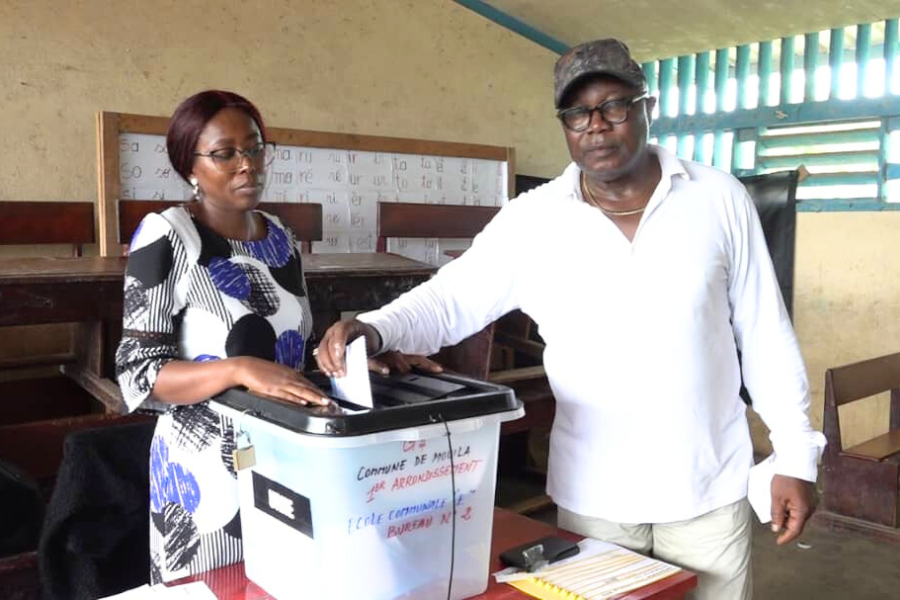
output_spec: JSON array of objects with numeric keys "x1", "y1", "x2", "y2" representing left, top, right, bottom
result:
[
  {"x1": 0, "y1": 0, "x2": 565, "y2": 207},
  {"x1": 749, "y1": 211, "x2": 900, "y2": 455}
]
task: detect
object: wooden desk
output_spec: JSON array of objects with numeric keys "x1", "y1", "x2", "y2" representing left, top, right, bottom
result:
[
  {"x1": 301, "y1": 253, "x2": 434, "y2": 338},
  {"x1": 174, "y1": 507, "x2": 696, "y2": 599},
  {"x1": 0, "y1": 254, "x2": 436, "y2": 411},
  {"x1": 0, "y1": 257, "x2": 129, "y2": 410},
  {"x1": 0, "y1": 253, "x2": 434, "y2": 328}
]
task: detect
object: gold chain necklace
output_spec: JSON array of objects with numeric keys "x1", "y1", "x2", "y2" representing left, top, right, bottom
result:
[{"x1": 580, "y1": 172, "x2": 649, "y2": 217}]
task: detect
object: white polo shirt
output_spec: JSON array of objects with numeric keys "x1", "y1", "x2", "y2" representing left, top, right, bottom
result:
[{"x1": 359, "y1": 145, "x2": 825, "y2": 524}]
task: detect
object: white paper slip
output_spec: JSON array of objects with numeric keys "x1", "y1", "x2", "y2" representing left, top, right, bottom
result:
[
  {"x1": 748, "y1": 453, "x2": 776, "y2": 523},
  {"x1": 330, "y1": 337, "x2": 374, "y2": 408}
]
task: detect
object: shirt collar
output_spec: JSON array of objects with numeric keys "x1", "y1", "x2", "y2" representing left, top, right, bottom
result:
[{"x1": 563, "y1": 143, "x2": 690, "y2": 203}]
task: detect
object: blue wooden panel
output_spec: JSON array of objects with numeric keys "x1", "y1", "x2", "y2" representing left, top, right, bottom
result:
[
  {"x1": 758, "y1": 41, "x2": 774, "y2": 106},
  {"x1": 804, "y1": 32, "x2": 819, "y2": 101},
  {"x1": 757, "y1": 129, "x2": 880, "y2": 148},
  {"x1": 829, "y1": 27, "x2": 845, "y2": 99},
  {"x1": 695, "y1": 52, "x2": 711, "y2": 116},
  {"x1": 678, "y1": 55, "x2": 695, "y2": 115},
  {"x1": 714, "y1": 49, "x2": 729, "y2": 112},
  {"x1": 856, "y1": 24, "x2": 872, "y2": 97},
  {"x1": 797, "y1": 199, "x2": 900, "y2": 211},
  {"x1": 642, "y1": 62, "x2": 658, "y2": 96},
  {"x1": 758, "y1": 150, "x2": 879, "y2": 168},
  {"x1": 780, "y1": 37, "x2": 796, "y2": 105},
  {"x1": 801, "y1": 172, "x2": 876, "y2": 186},
  {"x1": 659, "y1": 58, "x2": 675, "y2": 117},
  {"x1": 885, "y1": 19, "x2": 898, "y2": 95},
  {"x1": 651, "y1": 96, "x2": 900, "y2": 135},
  {"x1": 736, "y1": 45, "x2": 751, "y2": 109}
]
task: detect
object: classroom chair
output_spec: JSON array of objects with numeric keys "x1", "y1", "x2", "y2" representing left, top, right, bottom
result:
[{"x1": 821, "y1": 352, "x2": 900, "y2": 533}]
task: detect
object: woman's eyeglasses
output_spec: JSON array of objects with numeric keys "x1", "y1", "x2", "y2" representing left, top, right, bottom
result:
[{"x1": 194, "y1": 141, "x2": 276, "y2": 173}]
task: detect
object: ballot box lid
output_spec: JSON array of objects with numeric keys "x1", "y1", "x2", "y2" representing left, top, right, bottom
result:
[{"x1": 211, "y1": 371, "x2": 521, "y2": 437}]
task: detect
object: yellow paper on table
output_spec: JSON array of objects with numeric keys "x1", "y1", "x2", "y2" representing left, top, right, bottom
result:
[{"x1": 506, "y1": 548, "x2": 681, "y2": 600}]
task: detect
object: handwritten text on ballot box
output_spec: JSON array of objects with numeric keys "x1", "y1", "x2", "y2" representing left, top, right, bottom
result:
[{"x1": 210, "y1": 380, "x2": 522, "y2": 600}]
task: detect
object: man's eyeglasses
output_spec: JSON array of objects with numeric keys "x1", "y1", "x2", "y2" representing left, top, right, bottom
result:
[
  {"x1": 194, "y1": 141, "x2": 276, "y2": 173},
  {"x1": 557, "y1": 94, "x2": 649, "y2": 132}
]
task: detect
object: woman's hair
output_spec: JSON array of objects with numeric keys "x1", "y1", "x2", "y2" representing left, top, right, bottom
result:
[{"x1": 166, "y1": 90, "x2": 267, "y2": 183}]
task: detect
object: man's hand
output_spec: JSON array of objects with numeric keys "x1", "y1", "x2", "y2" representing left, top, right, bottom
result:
[
  {"x1": 770, "y1": 474, "x2": 818, "y2": 545},
  {"x1": 315, "y1": 319, "x2": 382, "y2": 377}
]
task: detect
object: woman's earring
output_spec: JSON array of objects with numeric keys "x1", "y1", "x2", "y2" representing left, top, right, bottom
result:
[{"x1": 189, "y1": 176, "x2": 201, "y2": 201}]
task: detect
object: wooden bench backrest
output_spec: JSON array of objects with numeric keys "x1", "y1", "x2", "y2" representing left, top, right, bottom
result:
[
  {"x1": 823, "y1": 352, "x2": 900, "y2": 457},
  {"x1": 826, "y1": 353, "x2": 900, "y2": 407},
  {"x1": 376, "y1": 202, "x2": 499, "y2": 251},
  {"x1": 0, "y1": 201, "x2": 94, "y2": 255},
  {"x1": 118, "y1": 200, "x2": 323, "y2": 252}
]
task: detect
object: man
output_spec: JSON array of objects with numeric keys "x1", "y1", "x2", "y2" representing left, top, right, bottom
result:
[{"x1": 316, "y1": 39, "x2": 825, "y2": 600}]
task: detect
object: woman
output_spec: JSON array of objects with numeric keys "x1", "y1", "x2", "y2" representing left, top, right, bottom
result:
[
  {"x1": 116, "y1": 90, "x2": 438, "y2": 583},
  {"x1": 115, "y1": 90, "x2": 327, "y2": 583}
]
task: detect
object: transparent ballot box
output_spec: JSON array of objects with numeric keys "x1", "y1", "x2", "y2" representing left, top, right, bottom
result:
[{"x1": 210, "y1": 371, "x2": 523, "y2": 600}]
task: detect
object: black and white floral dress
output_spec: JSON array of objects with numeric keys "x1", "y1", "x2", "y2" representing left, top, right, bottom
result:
[{"x1": 115, "y1": 206, "x2": 313, "y2": 583}]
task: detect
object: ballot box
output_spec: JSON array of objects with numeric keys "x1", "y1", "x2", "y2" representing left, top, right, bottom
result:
[{"x1": 210, "y1": 371, "x2": 523, "y2": 600}]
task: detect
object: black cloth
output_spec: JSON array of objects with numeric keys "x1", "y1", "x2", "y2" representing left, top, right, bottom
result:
[
  {"x1": 737, "y1": 171, "x2": 799, "y2": 406},
  {"x1": 738, "y1": 170, "x2": 799, "y2": 319},
  {"x1": 39, "y1": 419, "x2": 156, "y2": 600},
  {"x1": 0, "y1": 459, "x2": 44, "y2": 557}
]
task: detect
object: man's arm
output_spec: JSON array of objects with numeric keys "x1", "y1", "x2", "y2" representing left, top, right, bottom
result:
[
  {"x1": 316, "y1": 201, "x2": 528, "y2": 375},
  {"x1": 727, "y1": 187, "x2": 826, "y2": 544}
]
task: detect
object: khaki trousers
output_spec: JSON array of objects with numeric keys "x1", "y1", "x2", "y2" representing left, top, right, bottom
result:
[{"x1": 557, "y1": 498, "x2": 752, "y2": 600}]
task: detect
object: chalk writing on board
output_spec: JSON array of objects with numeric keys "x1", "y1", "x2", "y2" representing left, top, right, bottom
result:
[{"x1": 118, "y1": 133, "x2": 508, "y2": 264}]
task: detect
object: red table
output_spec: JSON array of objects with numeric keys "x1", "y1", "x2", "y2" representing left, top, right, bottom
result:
[{"x1": 175, "y1": 507, "x2": 697, "y2": 599}]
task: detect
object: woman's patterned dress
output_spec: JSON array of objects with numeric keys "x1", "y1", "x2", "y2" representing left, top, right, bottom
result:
[{"x1": 115, "y1": 206, "x2": 313, "y2": 583}]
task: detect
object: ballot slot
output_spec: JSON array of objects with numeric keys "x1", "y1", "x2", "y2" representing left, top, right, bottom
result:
[
  {"x1": 214, "y1": 370, "x2": 519, "y2": 437},
  {"x1": 308, "y1": 370, "x2": 470, "y2": 408}
]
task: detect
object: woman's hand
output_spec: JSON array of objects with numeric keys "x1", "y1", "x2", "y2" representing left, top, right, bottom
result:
[
  {"x1": 315, "y1": 319, "x2": 382, "y2": 377},
  {"x1": 233, "y1": 356, "x2": 330, "y2": 406},
  {"x1": 367, "y1": 351, "x2": 444, "y2": 376}
]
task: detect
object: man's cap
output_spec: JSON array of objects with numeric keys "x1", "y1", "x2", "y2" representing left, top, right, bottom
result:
[{"x1": 554, "y1": 39, "x2": 648, "y2": 108}]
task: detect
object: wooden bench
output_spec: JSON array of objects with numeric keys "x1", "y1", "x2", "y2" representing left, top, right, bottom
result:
[
  {"x1": 376, "y1": 201, "x2": 499, "y2": 253},
  {"x1": 117, "y1": 199, "x2": 323, "y2": 252},
  {"x1": 821, "y1": 351, "x2": 900, "y2": 535},
  {"x1": 0, "y1": 201, "x2": 95, "y2": 257}
]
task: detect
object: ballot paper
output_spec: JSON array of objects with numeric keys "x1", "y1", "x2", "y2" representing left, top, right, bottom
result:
[
  {"x1": 748, "y1": 453, "x2": 776, "y2": 523},
  {"x1": 98, "y1": 582, "x2": 216, "y2": 599},
  {"x1": 494, "y1": 538, "x2": 682, "y2": 599},
  {"x1": 329, "y1": 337, "x2": 374, "y2": 407}
]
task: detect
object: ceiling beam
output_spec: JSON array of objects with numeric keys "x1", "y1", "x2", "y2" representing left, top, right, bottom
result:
[{"x1": 454, "y1": 0, "x2": 569, "y2": 54}]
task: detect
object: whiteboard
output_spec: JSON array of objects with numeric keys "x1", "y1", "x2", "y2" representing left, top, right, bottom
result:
[{"x1": 117, "y1": 132, "x2": 508, "y2": 265}]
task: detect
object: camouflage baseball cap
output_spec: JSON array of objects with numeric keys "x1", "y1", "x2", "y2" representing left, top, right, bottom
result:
[{"x1": 554, "y1": 39, "x2": 648, "y2": 108}]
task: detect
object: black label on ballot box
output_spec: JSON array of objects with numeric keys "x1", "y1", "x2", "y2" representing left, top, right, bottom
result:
[{"x1": 252, "y1": 471, "x2": 313, "y2": 539}]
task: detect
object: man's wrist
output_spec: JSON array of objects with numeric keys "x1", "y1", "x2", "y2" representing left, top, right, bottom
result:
[{"x1": 359, "y1": 321, "x2": 384, "y2": 356}]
